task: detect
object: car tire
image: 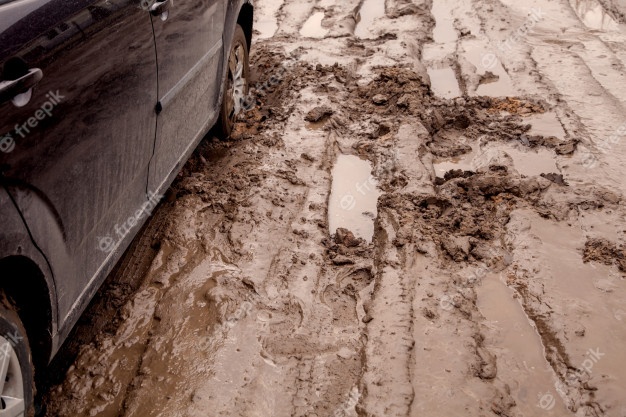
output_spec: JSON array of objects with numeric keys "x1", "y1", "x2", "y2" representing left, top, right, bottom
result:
[
  {"x1": 217, "y1": 24, "x2": 250, "y2": 139},
  {"x1": 0, "y1": 295, "x2": 35, "y2": 417}
]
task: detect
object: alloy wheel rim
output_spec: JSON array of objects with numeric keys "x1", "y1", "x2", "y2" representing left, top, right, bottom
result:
[
  {"x1": 0, "y1": 336, "x2": 25, "y2": 417},
  {"x1": 226, "y1": 42, "x2": 247, "y2": 124}
]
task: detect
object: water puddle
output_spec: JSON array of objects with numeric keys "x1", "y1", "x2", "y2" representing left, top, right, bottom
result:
[
  {"x1": 528, "y1": 215, "x2": 626, "y2": 406},
  {"x1": 524, "y1": 112, "x2": 566, "y2": 140},
  {"x1": 433, "y1": 143, "x2": 558, "y2": 177},
  {"x1": 433, "y1": 145, "x2": 478, "y2": 177},
  {"x1": 427, "y1": 66, "x2": 461, "y2": 99},
  {"x1": 306, "y1": 120, "x2": 327, "y2": 130},
  {"x1": 354, "y1": 0, "x2": 385, "y2": 39},
  {"x1": 256, "y1": 19, "x2": 278, "y2": 40},
  {"x1": 569, "y1": 0, "x2": 620, "y2": 31},
  {"x1": 254, "y1": 0, "x2": 283, "y2": 39},
  {"x1": 431, "y1": 0, "x2": 458, "y2": 44},
  {"x1": 463, "y1": 45, "x2": 516, "y2": 97},
  {"x1": 503, "y1": 145, "x2": 559, "y2": 176},
  {"x1": 300, "y1": 12, "x2": 328, "y2": 38},
  {"x1": 477, "y1": 273, "x2": 570, "y2": 415},
  {"x1": 328, "y1": 154, "x2": 380, "y2": 241}
]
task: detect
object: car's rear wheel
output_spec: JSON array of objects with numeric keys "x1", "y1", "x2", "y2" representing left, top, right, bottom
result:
[
  {"x1": 0, "y1": 297, "x2": 34, "y2": 417},
  {"x1": 217, "y1": 24, "x2": 250, "y2": 139}
]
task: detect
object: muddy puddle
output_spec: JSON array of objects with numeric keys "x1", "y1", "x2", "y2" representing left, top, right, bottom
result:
[
  {"x1": 354, "y1": 0, "x2": 385, "y2": 39},
  {"x1": 431, "y1": 0, "x2": 458, "y2": 44},
  {"x1": 328, "y1": 154, "x2": 380, "y2": 241},
  {"x1": 463, "y1": 44, "x2": 516, "y2": 97},
  {"x1": 434, "y1": 143, "x2": 558, "y2": 178},
  {"x1": 524, "y1": 112, "x2": 566, "y2": 140},
  {"x1": 427, "y1": 66, "x2": 461, "y2": 99},
  {"x1": 569, "y1": 0, "x2": 621, "y2": 31},
  {"x1": 42, "y1": 0, "x2": 626, "y2": 415},
  {"x1": 423, "y1": 0, "x2": 458, "y2": 61},
  {"x1": 525, "y1": 214, "x2": 626, "y2": 410},
  {"x1": 477, "y1": 273, "x2": 571, "y2": 415},
  {"x1": 300, "y1": 12, "x2": 328, "y2": 38},
  {"x1": 433, "y1": 144, "x2": 479, "y2": 176},
  {"x1": 504, "y1": 145, "x2": 559, "y2": 176}
]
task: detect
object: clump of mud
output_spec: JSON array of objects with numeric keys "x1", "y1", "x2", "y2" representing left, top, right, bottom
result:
[
  {"x1": 583, "y1": 238, "x2": 626, "y2": 272},
  {"x1": 488, "y1": 97, "x2": 546, "y2": 115}
]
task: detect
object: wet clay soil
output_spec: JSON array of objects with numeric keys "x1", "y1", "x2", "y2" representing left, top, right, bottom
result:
[{"x1": 42, "y1": 0, "x2": 626, "y2": 416}]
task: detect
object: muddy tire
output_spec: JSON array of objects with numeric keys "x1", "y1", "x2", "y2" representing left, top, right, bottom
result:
[
  {"x1": 0, "y1": 296, "x2": 34, "y2": 417},
  {"x1": 216, "y1": 25, "x2": 250, "y2": 139}
]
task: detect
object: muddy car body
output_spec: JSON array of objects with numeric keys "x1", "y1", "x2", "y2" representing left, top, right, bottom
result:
[{"x1": 0, "y1": 0, "x2": 253, "y2": 413}]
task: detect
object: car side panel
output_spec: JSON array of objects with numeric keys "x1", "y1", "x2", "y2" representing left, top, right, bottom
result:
[
  {"x1": 0, "y1": 0, "x2": 158, "y2": 332},
  {"x1": 0, "y1": 186, "x2": 58, "y2": 359},
  {"x1": 147, "y1": 0, "x2": 226, "y2": 194}
]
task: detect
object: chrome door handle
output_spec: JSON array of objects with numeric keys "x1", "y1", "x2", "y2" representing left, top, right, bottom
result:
[
  {"x1": 150, "y1": 0, "x2": 172, "y2": 17},
  {"x1": 0, "y1": 68, "x2": 43, "y2": 105}
]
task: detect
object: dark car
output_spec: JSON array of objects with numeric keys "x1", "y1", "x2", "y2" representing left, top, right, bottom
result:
[{"x1": 0, "y1": 0, "x2": 253, "y2": 414}]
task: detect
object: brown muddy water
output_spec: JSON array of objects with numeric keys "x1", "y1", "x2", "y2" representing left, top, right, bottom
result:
[
  {"x1": 328, "y1": 154, "x2": 380, "y2": 241},
  {"x1": 354, "y1": 0, "x2": 385, "y2": 39},
  {"x1": 41, "y1": 0, "x2": 626, "y2": 415},
  {"x1": 427, "y1": 66, "x2": 461, "y2": 99}
]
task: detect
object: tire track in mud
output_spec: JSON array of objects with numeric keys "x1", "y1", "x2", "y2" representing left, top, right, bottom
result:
[{"x1": 43, "y1": 0, "x2": 626, "y2": 416}]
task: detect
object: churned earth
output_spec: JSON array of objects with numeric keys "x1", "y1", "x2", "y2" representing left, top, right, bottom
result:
[{"x1": 42, "y1": 0, "x2": 626, "y2": 416}]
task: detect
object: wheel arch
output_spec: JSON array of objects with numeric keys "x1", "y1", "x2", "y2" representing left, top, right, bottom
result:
[
  {"x1": 237, "y1": 2, "x2": 254, "y2": 51},
  {"x1": 218, "y1": 0, "x2": 254, "y2": 107},
  {"x1": 0, "y1": 185, "x2": 57, "y2": 374},
  {"x1": 0, "y1": 255, "x2": 54, "y2": 375}
]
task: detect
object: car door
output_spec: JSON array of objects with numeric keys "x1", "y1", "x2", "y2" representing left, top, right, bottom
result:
[
  {"x1": 0, "y1": 0, "x2": 158, "y2": 333},
  {"x1": 148, "y1": 0, "x2": 225, "y2": 193}
]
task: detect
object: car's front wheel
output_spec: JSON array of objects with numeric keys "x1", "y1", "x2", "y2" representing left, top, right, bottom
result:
[
  {"x1": 217, "y1": 24, "x2": 250, "y2": 139},
  {"x1": 0, "y1": 297, "x2": 34, "y2": 417}
]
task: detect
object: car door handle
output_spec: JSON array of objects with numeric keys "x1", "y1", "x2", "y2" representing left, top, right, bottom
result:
[
  {"x1": 0, "y1": 68, "x2": 43, "y2": 105},
  {"x1": 150, "y1": 0, "x2": 171, "y2": 17}
]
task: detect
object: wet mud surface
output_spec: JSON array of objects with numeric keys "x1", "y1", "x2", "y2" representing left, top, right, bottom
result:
[{"x1": 42, "y1": 0, "x2": 626, "y2": 416}]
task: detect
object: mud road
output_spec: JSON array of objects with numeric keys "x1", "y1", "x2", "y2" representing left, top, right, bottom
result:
[{"x1": 41, "y1": 0, "x2": 626, "y2": 416}]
